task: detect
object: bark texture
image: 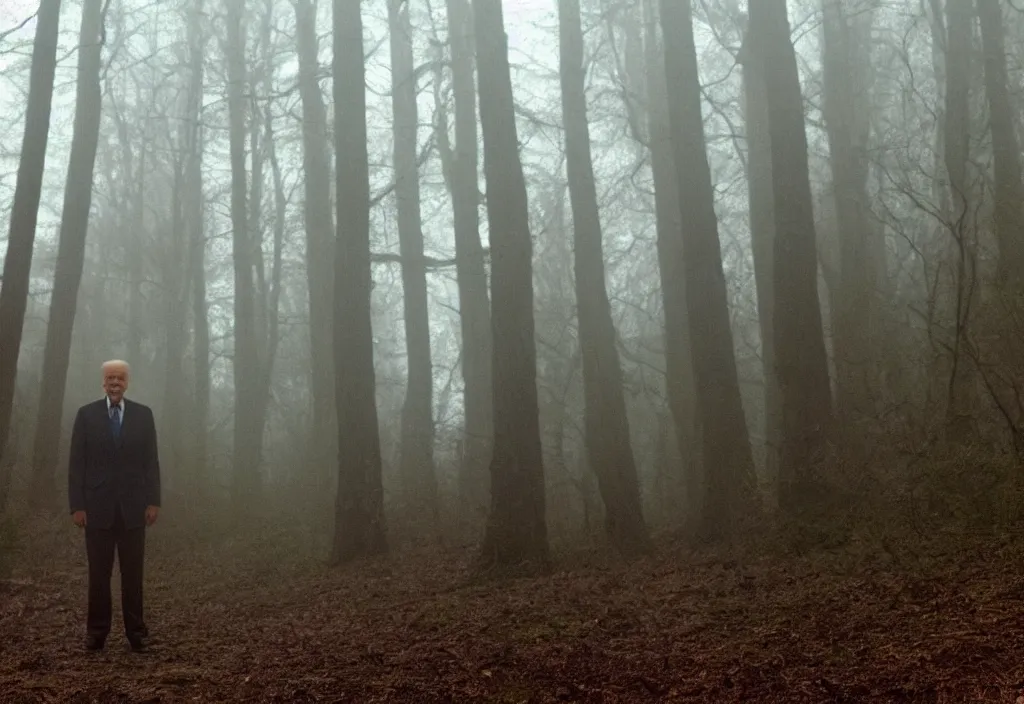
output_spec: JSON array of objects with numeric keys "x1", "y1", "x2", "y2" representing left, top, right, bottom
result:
[
  {"x1": 389, "y1": 0, "x2": 439, "y2": 527},
  {"x1": 0, "y1": 0, "x2": 62, "y2": 467},
  {"x1": 661, "y1": 0, "x2": 755, "y2": 535},
  {"x1": 332, "y1": 0, "x2": 388, "y2": 562},
  {"x1": 748, "y1": 0, "x2": 834, "y2": 512},
  {"x1": 475, "y1": 0, "x2": 549, "y2": 568},
  {"x1": 28, "y1": 0, "x2": 105, "y2": 509},
  {"x1": 558, "y1": 0, "x2": 650, "y2": 553}
]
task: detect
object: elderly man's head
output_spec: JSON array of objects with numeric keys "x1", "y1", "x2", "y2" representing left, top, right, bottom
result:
[{"x1": 102, "y1": 359, "x2": 130, "y2": 403}]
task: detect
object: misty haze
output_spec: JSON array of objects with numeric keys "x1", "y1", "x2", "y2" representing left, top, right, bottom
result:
[{"x1": 1, "y1": 0, "x2": 1024, "y2": 700}]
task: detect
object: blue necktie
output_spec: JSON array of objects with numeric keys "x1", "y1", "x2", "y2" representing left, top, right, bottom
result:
[{"x1": 110, "y1": 406, "x2": 121, "y2": 441}]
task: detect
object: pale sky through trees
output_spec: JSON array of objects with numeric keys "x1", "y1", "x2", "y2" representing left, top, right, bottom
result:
[{"x1": 0, "y1": 0, "x2": 561, "y2": 226}]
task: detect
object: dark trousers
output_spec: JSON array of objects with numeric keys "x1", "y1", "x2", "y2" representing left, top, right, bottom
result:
[{"x1": 84, "y1": 506, "x2": 146, "y2": 640}]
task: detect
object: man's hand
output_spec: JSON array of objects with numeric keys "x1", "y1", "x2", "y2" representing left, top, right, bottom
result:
[
  {"x1": 72, "y1": 511, "x2": 87, "y2": 528},
  {"x1": 145, "y1": 505, "x2": 159, "y2": 526}
]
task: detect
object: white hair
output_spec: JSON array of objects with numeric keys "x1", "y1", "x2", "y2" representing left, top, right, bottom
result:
[{"x1": 101, "y1": 359, "x2": 131, "y2": 376}]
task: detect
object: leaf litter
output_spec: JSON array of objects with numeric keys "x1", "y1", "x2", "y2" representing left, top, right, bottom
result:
[{"x1": 2, "y1": 523, "x2": 1023, "y2": 703}]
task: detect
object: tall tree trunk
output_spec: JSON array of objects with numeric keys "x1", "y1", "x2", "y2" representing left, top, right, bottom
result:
[
  {"x1": 0, "y1": 0, "x2": 62, "y2": 467},
  {"x1": 250, "y1": 0, "x2": 283, "y2": 480},
  {"x1": 27, "y1": 0, "x2": 104, "y2": 509},
  {"x1": 188, "y1": 166, "x2": 209, "y2": 502},
  {"x1": 163, "y1": 0, "x2": 205, "y2": 493},
  {"x1": 475, "y1": 0, "x2": 549, "y2": 568},
  {"x1": 226, "y1": 0, "x2": 262, "y2": 512},
  {"x1": 331, "y1": 0, "x2": 388, "y2": 563},
  {"x1": 748, "y1": 0, "x2": 834, "y2": 513},
  {"x1": 163, "y1": 167, "x2": 187, "y2": 493},
  {"x1": 944, "y1": 0, "x2": 970, "y2": 223},
  {"x1": 248, "y1": 68, "x2": 265, "y2": 357},
  {"x1": 660, "y1": 0, "x2": 755, "y2": 537},
  {"x1": 821, "y1": 0, "x2": 881, "y2": 420},
  {"x1": 388, "y1": 0, "x2": 439, "y2": 529},
  {"x1": 977, "y1": 0, "x2": 1024, "y2": 286},
  {"x1": 185, "y1": 0, "x2": 209, "y2": 501},
  {"x1": 255, "y1": 91, "x2": 285, "y2": 456},
  {"x1": 435, "y1": 0, "x2": 493, "y2": 533},
  {"x1": 294, "y1": 0, "x2": 337, "y2": 498},
  {"x1": 642, "y1": 0, "x2": 700, "y2": 522},
  {"x1": 125, "y1": 135, "x2": 146, "y2": 370},
  {"x1": 739, "y1": 20, "x2": 779, "y2": 502},
  {"x1": 558, "y1": 0, "x2": 650, "y2": 553},
  {"x1": 942, "y1": 0, "x2": 973, "y2": 422}
]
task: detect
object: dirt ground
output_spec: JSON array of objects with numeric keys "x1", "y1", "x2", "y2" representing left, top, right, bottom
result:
[{"x1": 2, "y1": 518, "x2": 1024, "y2": 703}]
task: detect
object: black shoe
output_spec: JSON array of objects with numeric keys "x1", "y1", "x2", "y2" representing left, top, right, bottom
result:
[
  {"x1": 127, "y1": 637, "x2": 148, "y2": 653},
  {"x1": 84, "y1": 635, "x2": 105, "y2": 651}
]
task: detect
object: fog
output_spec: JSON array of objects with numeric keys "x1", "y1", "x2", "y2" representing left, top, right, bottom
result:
[{"x1": 1, "y1": 0, "x2": 1024, "y2": 697}]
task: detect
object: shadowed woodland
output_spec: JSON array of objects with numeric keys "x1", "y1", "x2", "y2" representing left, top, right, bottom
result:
[{"x1": 2, "y1": 0, "x2": 1024, "y2": 700}]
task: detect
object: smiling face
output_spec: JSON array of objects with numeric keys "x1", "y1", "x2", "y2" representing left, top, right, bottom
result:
[{"x1": 102, "y1": 360, "x2": 130, "y2": 404}]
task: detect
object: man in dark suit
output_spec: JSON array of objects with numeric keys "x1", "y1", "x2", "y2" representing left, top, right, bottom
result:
[{"x1": 68, "y1": 359, "x2": 161, "y2": 652}]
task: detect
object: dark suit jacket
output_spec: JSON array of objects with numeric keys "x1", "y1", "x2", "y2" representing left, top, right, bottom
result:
[{"x1": 68, "y1": 398, "x2": 161, "y2": 530}]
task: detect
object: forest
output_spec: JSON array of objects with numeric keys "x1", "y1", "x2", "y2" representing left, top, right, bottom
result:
[{"x1": 2, "y1": 0, "x2": 1024, "y2": 700}]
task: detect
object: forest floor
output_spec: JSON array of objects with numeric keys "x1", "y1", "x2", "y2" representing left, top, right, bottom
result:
[{"x1": 2, "y1": 515, "x2": 1024, "y2": 703}]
